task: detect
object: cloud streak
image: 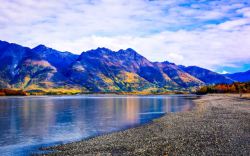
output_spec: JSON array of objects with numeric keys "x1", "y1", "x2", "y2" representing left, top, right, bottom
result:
[{"x1": 0, "y1": 0, "x2": 250, "y2": 72}]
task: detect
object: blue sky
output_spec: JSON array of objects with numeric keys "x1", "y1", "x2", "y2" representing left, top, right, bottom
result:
[{"x1": 0, "y1": 0, "x2": 250, "y2": 73}]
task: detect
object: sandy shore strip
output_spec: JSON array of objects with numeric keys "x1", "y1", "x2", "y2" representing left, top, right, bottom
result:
[{"x1": 40, "y1": 94, "x2": 250, "y2": 156}]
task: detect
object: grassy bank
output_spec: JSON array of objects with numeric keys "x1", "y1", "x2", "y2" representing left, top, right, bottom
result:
[{"x1": 40, "y1": 94, "x2": 250, "y2": 155}]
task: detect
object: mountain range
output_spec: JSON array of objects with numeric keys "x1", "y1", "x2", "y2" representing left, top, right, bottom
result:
[{"x1": 0, "y1": 40, "x2": 249, "y2": 93}]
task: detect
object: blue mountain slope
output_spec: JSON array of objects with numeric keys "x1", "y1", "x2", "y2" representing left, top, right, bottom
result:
[
  {"x1": 224, "y1": 70, "x2": 250, "y2": 82},
  {"x1": 0, "y1": 41, "x2": 75, "y2": 89},
  {"x1": 32, "y1": 45, "x2": 78, "y2": 73},
  {"x1": 179, "y1": 66, "x2": 234, "y2": 84}
]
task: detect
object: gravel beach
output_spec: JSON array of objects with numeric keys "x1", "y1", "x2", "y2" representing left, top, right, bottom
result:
[{"x1": 41, "y1": 94, "x2": 250, "y2": 156}]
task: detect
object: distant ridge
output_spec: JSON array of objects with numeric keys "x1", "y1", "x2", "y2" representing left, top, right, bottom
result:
[
  {"x1": 0, "y1": 40, "x2": 248, "y2": 93},
  {"x1": 180, "y1": 66, "x2": 233, "y2": 84},
  {"x1": 224, "y1": 70, "x2": 250, "y2": 82}
]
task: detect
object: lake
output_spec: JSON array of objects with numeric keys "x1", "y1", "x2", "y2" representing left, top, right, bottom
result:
[{"x1": 0, "y1": 95, "x2": 195, "y2": 156}]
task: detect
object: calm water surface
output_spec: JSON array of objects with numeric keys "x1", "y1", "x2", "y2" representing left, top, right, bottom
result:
[{"x1": 0, "y1": 95, "x2": 195, "y2": 156}]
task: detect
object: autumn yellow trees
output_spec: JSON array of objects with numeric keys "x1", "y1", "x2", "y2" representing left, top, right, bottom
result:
[{"x1": 196, "y1": 82, "x2": 250, "y2": 94}]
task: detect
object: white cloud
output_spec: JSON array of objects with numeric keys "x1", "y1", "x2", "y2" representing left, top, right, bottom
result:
[
  {"x1": 219, "y1": 70, "x2": 229, "y2": 74},
  {"x1": 44, "y1": 24, "x2": 250, "y2": 72},
  {"x1": 217, "y1": 18, "x2": 250, "y2": 30},
  {"x1": 237, "y1": 7, "x2": 250, "y2": 17},
  {"x1": 0, "y1": 0, "x2": 250, "y2": 72}
]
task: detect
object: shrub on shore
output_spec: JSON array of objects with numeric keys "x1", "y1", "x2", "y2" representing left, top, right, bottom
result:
[
  {"x1": 196, "y1": 82, "x2": 250, "y2": 94},
  {"x1": 0, "y1": 89, "x2": 27, "y2": 96}
]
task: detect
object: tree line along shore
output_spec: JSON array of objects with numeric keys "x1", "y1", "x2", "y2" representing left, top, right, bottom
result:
[{"x1": 1, "y1": 82, "x2": 249, "y2": 96}]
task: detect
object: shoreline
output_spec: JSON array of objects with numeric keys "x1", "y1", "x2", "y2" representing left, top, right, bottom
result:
[
  {"x1": 0, "y1": 92, "x2": 189, "y2": 96},
  {"x1": 0, "y1": 88, "x2": 190, "y2": 96},
  {"x1": 41, "y1": 94, "x2": 250, "y2": 155}
]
